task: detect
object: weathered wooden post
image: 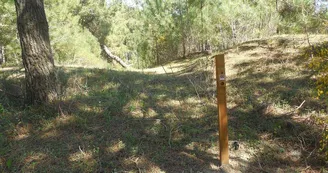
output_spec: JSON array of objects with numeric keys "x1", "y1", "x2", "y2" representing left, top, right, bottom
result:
[{"x1": 215, "y1": 54, "x2": 229, "y2": 165}]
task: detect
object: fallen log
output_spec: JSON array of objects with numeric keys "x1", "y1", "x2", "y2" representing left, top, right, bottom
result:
[{"x1": 102, "y1": 45, "x2": 129, "y2": 68}]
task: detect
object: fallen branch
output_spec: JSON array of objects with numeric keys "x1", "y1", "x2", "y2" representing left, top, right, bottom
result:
[
  {"x1": 296, "y1": 100, "x2": 306, "y2": 110},
  {"x1": 103, "y1": 45, "x2": 129, "y2": 68}
]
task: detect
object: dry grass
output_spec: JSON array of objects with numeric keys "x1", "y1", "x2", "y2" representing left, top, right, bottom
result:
[{"x1": 0, "y1": 35, "x2": 327, "y2": 173}]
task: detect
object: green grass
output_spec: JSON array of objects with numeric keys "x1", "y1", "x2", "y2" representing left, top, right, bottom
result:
[{"x1": 0, "y1": 35, "x2": 327, "y2": 173}]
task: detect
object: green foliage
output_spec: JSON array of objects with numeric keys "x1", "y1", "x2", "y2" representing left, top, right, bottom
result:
[
  {"x1": 45, "y1": 0, "x2": 105, "y2": 67},
  {"x1": 278, "y1": 0, "x2": 328, "y2": 33},
  {"x1": 2, "y1": 0, "x2": 328, "y2": 68},
  {"x1": 75, "y1": 0, "x2": 112, "y2": 44}
]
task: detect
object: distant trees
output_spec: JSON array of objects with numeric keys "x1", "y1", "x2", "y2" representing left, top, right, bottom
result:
[
  {"x1": 14, "y1": 0, "x2": 57, "y2": 104},
  {"x1": 0, "y1": 0, "x2": 20, "y2": 66},
  {"x1": 1, "y1": 0, "x2": 327, "y2": 70},
  {"x1": 44, "y1": 0, "x2": 102, "y2": 66},
  {"x1": 277, "y1": 0, "x2": 324, "y2": 33}
]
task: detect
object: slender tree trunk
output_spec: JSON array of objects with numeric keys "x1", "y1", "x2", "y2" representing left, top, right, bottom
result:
[
  {"x1": 155, "y1": 39, "x2": 160, "y2": 65},
  {"x1": 181, "y1": 17, "x2": 186, "y2": 58},
  {"x1": 276, "y1": 0, "x2": 280, "y2": 34},
  {"x1": 0, "y1": 46, "x2": 4, "y2": 65},
  {"x1": 15, "y1": 0, "x2": 57, "y2": 104},
  {"x1": 182, "y1": 38, "x2": 186, "y2": 58},
  {"x1": 200, "y1": 0, "x2": 204, "y2": 52}
]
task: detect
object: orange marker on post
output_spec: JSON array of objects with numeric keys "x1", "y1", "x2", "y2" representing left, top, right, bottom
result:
[{"x1": 215, "y1": 54, "x2": 229, "y2": 165}]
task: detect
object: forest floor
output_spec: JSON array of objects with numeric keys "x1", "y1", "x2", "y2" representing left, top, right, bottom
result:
[{"x1": 0, "y1": 35, "x2": 327, "y2": 172}]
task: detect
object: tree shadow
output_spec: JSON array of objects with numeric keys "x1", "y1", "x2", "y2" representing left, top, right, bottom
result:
[
  {"x1": 2, "y1": 39, "x2": 327, "y2": 172},
  {"x1": 1, "y1": 67, "x2": 223, "y2": 172}
]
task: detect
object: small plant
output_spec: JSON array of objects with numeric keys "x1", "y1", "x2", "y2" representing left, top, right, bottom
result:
[
  {"x1": 6, "y1": 158, "x2": 13, "y2": 170},
  {"x1": 0, "y1": 104, "x2": 5, "y2": 114}
]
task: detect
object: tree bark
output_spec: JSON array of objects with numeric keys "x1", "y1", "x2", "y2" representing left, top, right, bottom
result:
[{"x1": 14, "y1": 0, "x2": 57, "y2": 104}]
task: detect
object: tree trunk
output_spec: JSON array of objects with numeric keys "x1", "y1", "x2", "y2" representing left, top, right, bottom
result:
[
  {"x1": 0, "y1": 46, "x2": 4, "y2": 65},
  {"x1": 103, "y1": 45, "x2": 129, "y2": 68},
  {"x1": 15, "y1": 0, "x2": 57, "y2": 104},
  {"x1": 182, "y1": 38, "x2": 186, "y2": 58}
]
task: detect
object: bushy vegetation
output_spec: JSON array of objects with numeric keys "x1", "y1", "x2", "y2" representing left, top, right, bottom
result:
[{"x1": 302, "y1": 41, "x2": 328, "y2": 161}]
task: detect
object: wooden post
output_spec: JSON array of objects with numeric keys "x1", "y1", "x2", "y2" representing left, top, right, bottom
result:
[{"x1": 215, "y1": 54, "x2": 229, "y2": 165}]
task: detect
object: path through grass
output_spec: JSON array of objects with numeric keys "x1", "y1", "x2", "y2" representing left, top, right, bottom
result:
[{"x1": 0, "y1": 35, "x2": 327, "y2": 172}]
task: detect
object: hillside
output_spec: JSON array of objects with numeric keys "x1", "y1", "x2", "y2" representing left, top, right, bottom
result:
[{"x1": 0, "y1": 35, "x2": 327, "y2": 172}]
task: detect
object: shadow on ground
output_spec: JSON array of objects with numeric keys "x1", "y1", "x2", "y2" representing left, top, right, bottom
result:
[{"x1": 0, "y1": 67, "x2": 222, "y2": 172}]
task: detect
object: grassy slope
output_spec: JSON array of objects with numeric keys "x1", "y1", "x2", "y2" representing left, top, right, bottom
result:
[{"x1": 0, "y1": 35, "x2": 327, "y2": 172}]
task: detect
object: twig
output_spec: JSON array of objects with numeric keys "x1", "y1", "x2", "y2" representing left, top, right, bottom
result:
[
  {"x1": 297, "y1": 136, "x2": 305, "y2": 151},
  {"x1": 168, "y1": 127, "x2": 173, "y2": 148},
  {"x1": 168, "y1": 125, "x2": 181, "y2": 148},
  {"x1": 58, "y1": 103, "x2": 65, "y2": 116},
  {"x1": 306, "y1": 146, "x2": 317, "y2": 159},
  {"x1": 187, "y1": 76, "x2": 201, "y2": 101},
  {"x1": 254, "y1": 154, "x2": 269, "y2": 173},
  {"x1": 79, "y1": 146, "x2": 86, "y2": 156},
  {"x1": 296, "y1": 100, "x2": 306, "y2": 110}
]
